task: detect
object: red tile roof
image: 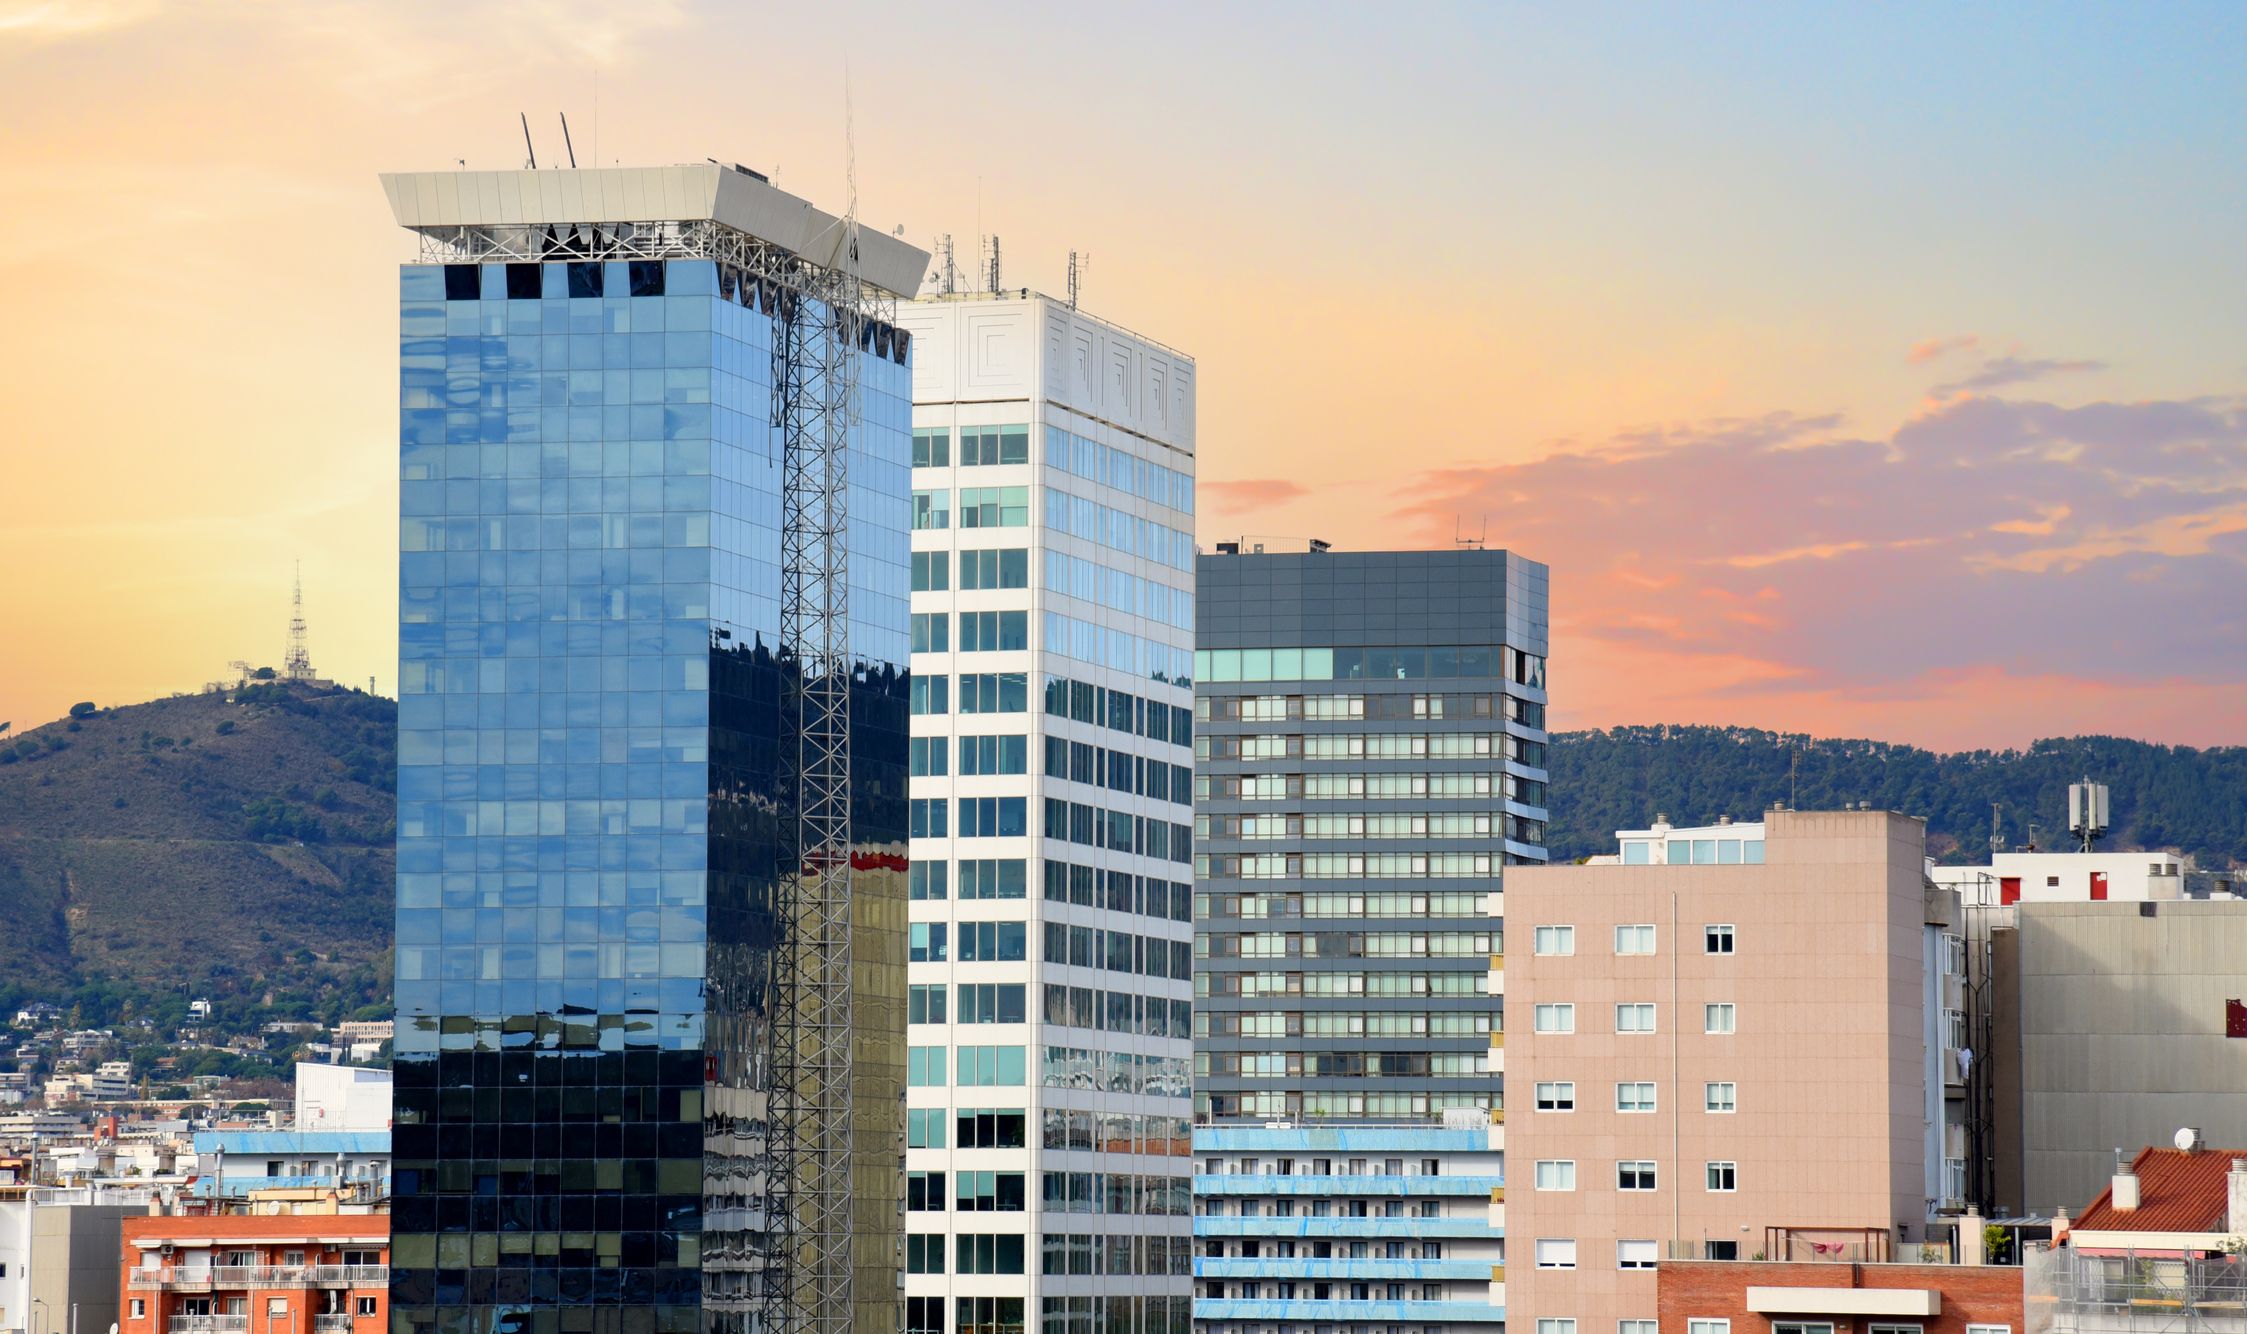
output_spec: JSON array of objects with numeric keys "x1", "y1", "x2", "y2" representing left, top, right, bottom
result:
[{"x1": 2073, "y1": 1146, "x2": 2245, "y2": 1232}]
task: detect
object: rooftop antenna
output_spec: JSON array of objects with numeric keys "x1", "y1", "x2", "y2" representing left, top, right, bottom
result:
[
  {"x1": 1990, "y1": 802, "x2": 2006, "y2": 855},
  {"x1": 558, "y1": 113, "x2": 577, "y2": 168},
  {"x1": 519, "y1": 112, "x2": 537, "y2": 170},
  {"x1": 2068, "y1": 777, "x2": 2110, "y2": 853},
  {"x1": 934, "y1": 235, "x2": 957, "y2": 294},
  {"x1": 987, "y1": 234, "x2": 1002, "y2": 294},
  {"x1": 1452, "y1": 516, "x2": 1487, "y2": 550},
  {"x1": 1067, "y1": 251, "x2": 1083, "y2": 309}
]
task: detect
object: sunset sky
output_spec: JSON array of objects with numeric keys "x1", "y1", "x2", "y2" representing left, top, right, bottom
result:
[{"x1": 3, "y1": 2, "x2": 2243, "y2": 749}]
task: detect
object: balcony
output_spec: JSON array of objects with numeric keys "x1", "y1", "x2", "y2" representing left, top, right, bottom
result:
[
  {"x1": 168, "y1": 1319, "x2": 250, "y2": 1334},
  {"x1": 313, "y1": 1317, "x2": 356, "y2": 1332},
  {"x1": 133, "y1": 1267, "x2": 390, "y2": 1291}
]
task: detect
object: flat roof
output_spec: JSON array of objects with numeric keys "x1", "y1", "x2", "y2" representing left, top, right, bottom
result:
[{"x1": 380, "y1": 163, "x2": 929, "y2": 297}]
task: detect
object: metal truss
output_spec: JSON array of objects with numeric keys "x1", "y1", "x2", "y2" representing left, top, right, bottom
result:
[{"x1": 765, "y1": 218, "x2": 867, "y2": 1334}]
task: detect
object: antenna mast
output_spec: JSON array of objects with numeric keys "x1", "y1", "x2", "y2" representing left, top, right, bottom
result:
[
  {"x1": 558, "y1": 113, "x2": 577, "y2": 168},
  {"x1": 519, "y1": 112, "x2": 537, "y2": 169},
  {"x1": 1067, "y1": 251, "x2": 1081, "y2": 309},
  {"x1": 987, "y1": 234, "x2": 1001, "y2": 293},
  {"x1": 284, "y1": 563, "x2": 312, "y2": 682}
]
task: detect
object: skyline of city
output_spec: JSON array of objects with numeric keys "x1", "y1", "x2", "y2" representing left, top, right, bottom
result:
[{"x1": 5, "y1": 5, "x2": 2246, "y2": 748}]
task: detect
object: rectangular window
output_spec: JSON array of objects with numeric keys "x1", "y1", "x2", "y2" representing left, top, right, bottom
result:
[
  {"x1": 1616, "y1": 1160, "x2": 1657, "y2": 1191},
  {"x1": 1614, "y1": 924, "x2": 1655, "y2": 955},
  {"x1": 1773, "y1": 1325, "x2": 1834, "y2": 1334},
  {"x1": 958, "y1": 735, "x2": 1029, "y2": 777},
  {"x1": 960, "y1": 547, "x2": 1030, "y2": 590},
  {"x1": 909, "y1": 922, "x2": 948, "y2": 963},
  {"x1": 959, "y1": 609, "x2": 1029, "y2": 653},
  {"x1": 905, "y1": 1233, "x2": 945, "y2": 1274},
  {"x1": 907, "y1": 1045, "x2": 947, "y2": 1086},
  {"x1": 1689, "y1": 1322, "x2": 1732, "y2": 1334},
  {"x1": 1534, "y1": 1239, "x2": 1577, "y2": 1271},
  {"x1": 959, "y1": 486, "x2": 1030, "y2": 528},
  {"x1": 912, "y1": 426, "x2": 950, "y2": 468},
  {"x1": 1533, "y1": 925, "x2": 1574, "y2": 955},
  {"x1": 912, "y1": 488, "x2": 951, "y2": 530},
  {"x1": 356, "y1": 1300, "x2": 378, "y2": 1318},
  {"x1": 1617, "y1": 1241, "x2": 1658, "y2": 1271},
  {"x1": 1534, "y1": 1081, "x2": 1575, "y2": 1112},
  {"x1": 1705, "y1": 1002, "x2": 1736, "y2": 1034},
  {"x1": 906, "y1": 1108, "x2": 946, "y2": 1148},
  {"x1": 911, "y1": 611, "x2": 950, "y2": 653},
  {"x1": 1705, "y1": 1081, "x2": 1737, "y2": 1113},
  {"x1": 1965, "y1": 1326, "x2": 2011, "y2": 1334},
  {"x1": 959, "y1": 425, "x2": 1030, "y2": 466},
  {"x1": 1705, "y1": 923, "x2": 1735, "y2": 954},
  {"x1": 1621, "y1": 1323, "x2": 1658, "y2": 1334},
  {"x1": 1706, "y1": 1161, "x2": 1738, "y2": 1192},
  {"x1": 1615, "y1": 1002, "x2": 1656, "y2": 1034},
  {"x1": 1533, "y1": 1003, "x2": 1574, "y2": 1034},
  {"x1": 1538, "y1": 1324, "x2": 1577, "y2": 1334},
  {"x1": 911, "y1": 550, "x2": 950, "y2": 591},
  {"x1": 1616, "y1": 1082, "x2": 1656, "y2": 1113},
  {"x1": 131, "y1": 1303, "x2": 145, "y2": 1320},
  {"x1": 1533, "y1": 1160, "x2": 1576, "y2": 1191},
  {"x1": 1870, "y1": 1327, "x2": 1924, "y2": 1334},
  {"x1": 908, "y1": 984, "x2": 948, "y2": 1025},
  {"x1": 910, "y1": 675, "x2": 949, "y2": 715},
  {"x1": 910, "y1": 798, "x2": 949, "y2": 839},
  {"x1": 909, "y1": 736, "x2": 948, "y2": 777}
]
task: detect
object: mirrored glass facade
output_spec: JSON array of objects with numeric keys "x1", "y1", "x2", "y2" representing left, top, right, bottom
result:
[{"x1": 391, "y1": 257, "x2": 910, "y2": 1334}]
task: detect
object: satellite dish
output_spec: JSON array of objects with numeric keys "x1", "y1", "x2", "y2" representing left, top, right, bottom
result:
[{"x1": 2176, "y1": 1127, "x2": 2200, "y2": 1151}]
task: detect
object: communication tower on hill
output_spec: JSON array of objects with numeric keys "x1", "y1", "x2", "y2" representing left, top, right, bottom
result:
[{"x1": 284, "y1": 563, "x2": 314, "y2": 681}]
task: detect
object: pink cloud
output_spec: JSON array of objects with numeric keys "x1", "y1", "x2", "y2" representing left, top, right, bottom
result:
[
  {"x1": 1907, "y1": 334, "x2": 1980, "y2": 365},
  {"x1": 1200, "y1": 478, "x2": 1309, "y2": 508}
]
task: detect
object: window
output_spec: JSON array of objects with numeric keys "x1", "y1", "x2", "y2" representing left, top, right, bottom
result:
[
  {"x1": 1620, "y1": 1323, "x2": 1658, "y2": 1334},
  {"x1": 1617, "y1": 1240, "x2": 1658, "y2": 1271},
  {"x1": 959, "y1": 486, "x2": 1030, "y2": 528},
  {"x1": 908, "y1": 984, "x2": 948, "y2": 1025},
  {"x1": 1534, "y1": 1160, "x2": 1576, "y2": 1191},
  {"x1": 1533, "y1": 1003, "x2": 1575, "y2": 1034},
  {"x1": 906, "y1": 1233, "x2": 945, "y2": 1274},
  {"x1": 907, "y1": 1045, "x2": 946, "y2": 1086},
  {"x1": 1534, "y1": 1239, "x2": 1577, "y2": 1270},
  {"x1": 907, "y1": 1108, "x2": 946, "y2": 1147},
  {"x1": 1537, "y1": 1323, "x2": 1577, "y2": 1334},
  {"x1": 1688, "y1": 1322, "x2": 1732, "y2": 1334},
  {"x1": 1772, "y1": 1325, "x2": 1834, "y2": 1334},
  {"x1": 1703, "y1": 1242, "x2": 1738, "y2": 1261},
  {"x1": 1533, "y1": 925, "x2": 1574, "y2": 955},
  {"x1": 911, "y1": 612, "x2": 950, "y2": 653},
  {"x1": 958, "y1": 735, "x2": 1029, "y2": 777},
  {"x1": 1705, "y1": 1161, "x2": 1737, "y2": 1192},
  {"x1": 356, "y1": 1299, "x2": 378, "y2": 1317},
  {"x1": 960, "y1": 547, "x2": 1030, "y2": 590},
  {"x1": 1616, "y1": 1160, "x2": 1657, "y2": 1191},
  {"x1": 912, "y1": 427, "x2": 950, "y2": 468},
  {"x1": 1965, "y1": 1326, "x2": 2012, "y2": 1334},
  {"x1": 1535, "y1": 1081, "x2": 1575, "y2": 1112},
  {"x1": 906, "y1": 1299, "x2": 942, "y2": 1334},
  {"x1": 1704, "y1": 1002, "x2": 1736, "y2": 1034},
  {"x1": 1616, "y1": 1082, "x2": 1656, "y2": 1113},
  {"x1": 912, "y1": 488, "x2": 950, "y2": 530},
  {"x1": 1614, "y1": 924, "x2": 1655, "y2": 955},
  {"x1": 910, "y1": 675, "x2": 949, "y2": 715},
  {"x1": 958, "y1": 609, "x2": 1029, "y2": 653},
  {"x1": 1705, "y1": 1081, "x2": 1737, "y2": 1113},
  {"x1": 1870, "y1": 1326, "x2": 1924, "y2": 1334},
  {"x1": 131, "y1": 1303, "x2": 145, "y2": 1319},
  {"x1": 911, "y1": 550, "x2": 949, "y2": 591},
  {"x1": 1615, "y1": 1003, "x2": 1656, "y2": 1034},
  {"x1": 959, "y1": 425, "x2": 1030, "y2": 466},
  {"x1": 1705, "y1": 923, "x2": 1735, "y2": 954},
  {"x1": 908, "y1": 922, "x2": 948, "y2": 962},
  {"x1": 910, "y1": 798, "x2": 949, "y2": 839}
]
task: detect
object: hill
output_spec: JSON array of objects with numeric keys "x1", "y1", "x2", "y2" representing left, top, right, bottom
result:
[
  {"x1": 0, "y1": 683, "x2": 395, "y2": 1032},
  {"x1": 1547, "y1": 725, "x2": 2247, "y2": 867}
]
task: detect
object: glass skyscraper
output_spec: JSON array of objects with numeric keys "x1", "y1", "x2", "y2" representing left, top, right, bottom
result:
[{"x1": 383, "y1": 165, "x2": 927, "y2": 1334}]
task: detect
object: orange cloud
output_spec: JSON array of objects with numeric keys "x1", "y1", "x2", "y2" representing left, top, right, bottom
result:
[{"x1": 1907, "y1": 334, "x2": 1980, "y2": 365}]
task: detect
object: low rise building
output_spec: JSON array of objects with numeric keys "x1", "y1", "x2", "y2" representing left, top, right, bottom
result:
[
  {"x1": 289, "y1": 1068, "x2": 387, "y2": 1136},
  {"x1": 119, "y1": 1214, "x2": 388, "y2": 1334},
  {"x1": 1191, "y1": 1122, "x2": 1507, "y2": 1334},
  {"x1": 0, "y1": 1184, "x2": 159, "y2": 1334},
  {"x1": 2027, "y1": 1141, "x2": 2247, "y2": 1334},
  {"x1": 190, "y1": 1134, "x2": 387, "y2": 1204},
  {"x1": 1659, "y1": 1259, "x2": 2024, "y2": 1334}
]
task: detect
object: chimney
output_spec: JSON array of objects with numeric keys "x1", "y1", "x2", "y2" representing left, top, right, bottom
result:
[
  {"x1": 2229, "y1": 1159, "x2": 2247, "y2": 1236},
  {"x1": 2111, "y1": 1150, "x2": 2140, "y2": 1212},
  {"x1": 1960, "y1": 1208, "x2": 1986, "y2": 1265}
]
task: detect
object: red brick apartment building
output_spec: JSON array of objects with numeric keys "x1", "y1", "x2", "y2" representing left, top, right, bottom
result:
[
  {"x1": 1658, "y1": 1261, "x2": 2025, "y2": 1334},
  {"x1": 120, "y1": 1215, "x2": 389, "y2": 1334}
]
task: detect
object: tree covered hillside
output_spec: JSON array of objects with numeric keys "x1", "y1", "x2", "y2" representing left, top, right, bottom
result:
[{"x1": 1546, "y1": 726, "x2": 2247, "y2": 867}]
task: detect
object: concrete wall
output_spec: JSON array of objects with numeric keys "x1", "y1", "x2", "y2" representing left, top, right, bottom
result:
[
  {"x1": 29, "y1": 1204, "x2": 132, "y2": 1334},
  {"x1": 1659, "y1": 1260, "x2": 2025, "y2": 1334},
  {"x1": 2017, "y1": 901, "x2": 2247, "y2": 1213}
]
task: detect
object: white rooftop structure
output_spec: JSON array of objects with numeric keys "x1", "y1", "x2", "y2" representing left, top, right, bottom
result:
[
  {"x1": 1594, "y1": 816, "x2": 1769, "y2": 865},
  {"x1": 378, "y1": 162, "x2": 930, "y2": 296}
]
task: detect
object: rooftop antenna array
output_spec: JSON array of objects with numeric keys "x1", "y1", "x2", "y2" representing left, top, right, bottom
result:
[
  {"x1": 284, "y1": 563, "x2": 312, "y2": 682},
  {"x1": 934, "y1": 235, "x2": 957, "y2": 295},
  {"x1": 1990, "y1": 802, "x2": 2006, "y2": 855},
  {"x1": 986, "y1": 234, "x2": 1002, "y2": 294},
  {"x1": 1067, "y1": 251, "x2": 1084, "y2": 309},
  {"x1": 1452, "y1": 516, "x2": 1488, "y2": 550},
  {"x1": 2068, "y1": 778, "x2": 2110, "y2": 853}
]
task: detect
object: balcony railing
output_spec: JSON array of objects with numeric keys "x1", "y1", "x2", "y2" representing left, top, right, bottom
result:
[
  {"x1": 133, "y1": 1266, "x2": 389, "y2": 1290},
  {"x1": 313, "y1": 1316, "x2": 356, "y2": 1331},
  {"x1": 168, "y1": 1318, "x2": 250, "y2": 1334},
  {"x1": 2028, "y1": 1246, "x2": 2247, "y2": 1324}
]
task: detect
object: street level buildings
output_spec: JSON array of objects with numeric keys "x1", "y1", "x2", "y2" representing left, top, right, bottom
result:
[
  {"x1": 893, "y1": 292, "x2": 1198, "y2": 1334},
  {"x1": 120, "y1": 1214, "x2": 388, "y2": 1334},
  {"x1": 384, "y1": 164, "x2": 926, "y2": 1334}
]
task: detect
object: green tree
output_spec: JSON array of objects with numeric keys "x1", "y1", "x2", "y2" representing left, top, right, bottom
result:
[{"x1": 68, "y1": 702, "x2": 96, "y2": 719}]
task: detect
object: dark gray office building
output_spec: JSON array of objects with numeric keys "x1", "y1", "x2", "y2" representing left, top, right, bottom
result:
[{"x1": 1190, "y1": 546, "x2": 1550, "y2": 1123}]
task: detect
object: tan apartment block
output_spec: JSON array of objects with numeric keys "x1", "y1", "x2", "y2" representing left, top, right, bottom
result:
[{"x1": 1503, "y1": 809, "x2": 1941, "y2": 1334}]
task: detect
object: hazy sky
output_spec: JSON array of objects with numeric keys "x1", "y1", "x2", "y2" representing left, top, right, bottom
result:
[{"x1": 3, "y1": 2, "x2": 2243, "y2": 749}]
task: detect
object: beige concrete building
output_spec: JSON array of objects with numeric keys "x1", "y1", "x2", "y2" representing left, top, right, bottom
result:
[
  {"x1": 1503, "y1": 809, "x2": 1947, "y2": 1334},
  {"x1": 2012, "y1": 901, "x2": 2247, "y2": 1215}
]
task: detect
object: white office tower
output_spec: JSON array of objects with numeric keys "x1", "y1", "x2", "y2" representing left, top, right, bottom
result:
[{"x1": 896, "y1": 290, "x2": 1198, "y2": 1334}]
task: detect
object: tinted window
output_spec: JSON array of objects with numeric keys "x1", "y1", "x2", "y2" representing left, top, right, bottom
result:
[
  {"x1": 504, "y1": 264, "x2": 541, "y2": 300},
  {"x1": 566, "y1": 262, "x2": 604, "y2": 299},
  {"x1": 629, "y1": 261, "x2": 665, "y2": 297},
  {"x1": 442, "y1": 265, "x2": 479, "y2": 301}
]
